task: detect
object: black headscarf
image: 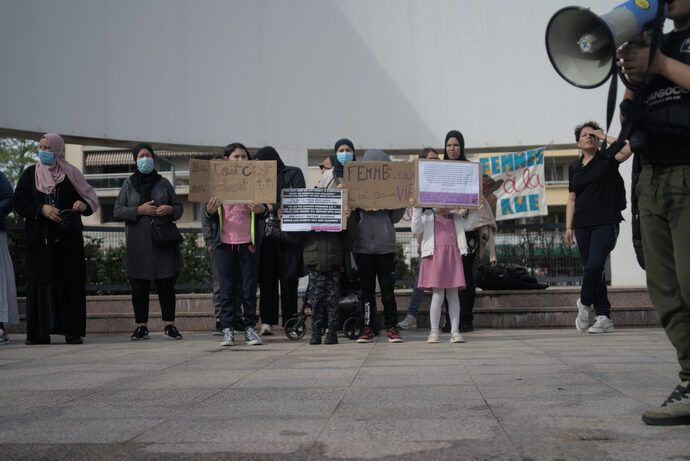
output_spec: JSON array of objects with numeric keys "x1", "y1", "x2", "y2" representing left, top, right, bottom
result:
[
  {"x1": 256, "y1": 146, "x2": 285, "y2": 199},
  {"x1": 256, "y1": 146, "x2": 285, "y2": 172},
  {"x1": 131, "y1": 143, "x2": 160, "y2": 204},
  {"x1": 444, "y1": 130, "x2": 467, "y2": 161}
]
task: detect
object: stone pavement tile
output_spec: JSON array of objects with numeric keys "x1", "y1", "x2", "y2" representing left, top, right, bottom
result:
[
  {"x1": 0, "y1": 416, "x2": 167, "y2": 444},
  {"x1": 27, "y1": 388, "x2": 223, "y2": 419},
  {"x1": 141, "y1": 441, "x2": 315, "y2": 457},
  {"x1": 350, "y1": 365, "x2": 476, "y2": 388},
  {"x1": 317, "y1": 414, "x2": 501, "y2": 443},
  {"x1": 229, "y1": 367, "x2": 360, "y2": 389},
  {"x1": 134, "y1": 416, "x2": 328, "y2": 444},
  {"x1": 185, "y1": 387, "x2": 347, "y2": 418},
  {"x1": 121, "y1": 367, "x2": 255, "y2": 390},
  {"x1": 0, "y1": 390, "x2": 91, "y2": 417},
  {"x1": 315, "y1": 440, "x2": 517, "y2": 461},
  {"x1": 0, "y1": 370, "x2": 144, "y2": 391},
  {"x1": 332, "y1": 388, "x2": 490, "y2": 419}
]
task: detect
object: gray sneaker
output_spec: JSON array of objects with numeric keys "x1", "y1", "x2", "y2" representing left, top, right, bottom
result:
[
  {"x1": 245, "y1": 326, "x2": 263, "y2": 346},
  {"x1": 588, "y1": 315, "x2": 614, "y2": 333},
  {"x1": 220, "y1": 328, "x2": 235, "y2": 346},
  {"x1": 0, "y1": 329, "x2": 8, "y2": 345},
  {"x1": 575, "y1": 298, "x2": 591, "y2": 331},
  {"x1": 397, "y1": 314, "x2": 417, "y2": 330},
  {"x1": 642, "y1": 381, "x2": 690, "y2": 426}
]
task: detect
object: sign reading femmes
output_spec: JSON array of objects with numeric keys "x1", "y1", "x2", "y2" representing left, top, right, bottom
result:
[
  {"x1": 188, "y1": 159, "x2": 277, "y2": 203},
  {"x1": 281, "y1": 188, "x2": 346, "y2": 232},
  {"x1": 477, "y1": 147, "x2": 548, "y2": 221},
  {"x1": 343, "y1": 161, "x2": 415, "y2": 210}
]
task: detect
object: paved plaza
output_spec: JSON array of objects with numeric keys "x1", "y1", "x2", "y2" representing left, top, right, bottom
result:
[{"x1": 0, "y1": 328, "x2": 688, "y2": 460}]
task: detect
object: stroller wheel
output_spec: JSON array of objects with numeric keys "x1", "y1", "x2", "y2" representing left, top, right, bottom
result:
[
  {"x1": 284, "y1": 317, "x2": 306, "y2": 340},
  {"x1": 342, "y1": 317, "x2": 361, "y2": 340}
]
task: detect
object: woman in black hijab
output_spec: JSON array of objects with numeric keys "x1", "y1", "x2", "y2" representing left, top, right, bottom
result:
[{"x1": 255, "y1": 146, "x2": 307, "y2": 335}]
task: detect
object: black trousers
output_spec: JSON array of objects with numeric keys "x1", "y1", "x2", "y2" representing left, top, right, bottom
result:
[
  {"x1": 258, "y1": 239, "x2": 298, "y2": 326},
  {"x1": 354, "y1": 253, "x2": 397, "y2": 329},
  {"x1": 458, "y1": 254, "x2": 476, "y2": 324},
  {"x1": 130, "y1": 276, "x2": 177, "y2": 324}
]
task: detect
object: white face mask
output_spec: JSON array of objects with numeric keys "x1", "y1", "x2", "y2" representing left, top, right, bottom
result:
[{"x1": 317, "y1": 167, "x2": 338, "y2": 189}]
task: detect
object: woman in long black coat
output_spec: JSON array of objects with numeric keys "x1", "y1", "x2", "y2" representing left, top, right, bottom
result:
[
  {"x1": 114, "y1": 143, "x2": 184, "y2": 341},
  {"x1": 13, "y1": 132, "x2": 99, "y2": 345},
  {"x1": 255, "y1": 147, "x2": 307, "y2": 334}
]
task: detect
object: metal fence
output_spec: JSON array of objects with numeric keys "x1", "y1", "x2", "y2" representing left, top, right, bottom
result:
[
  {"x1": 7, "y1": 221, "x2": 584, "y2": 294},
  {"x1": 393, "y1": 223, "x2": 584, "y2": 287}
]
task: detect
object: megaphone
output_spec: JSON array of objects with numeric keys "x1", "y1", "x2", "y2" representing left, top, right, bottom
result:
[{"x1": 545, "y1": 0, "x2": 667, "y2": 89}]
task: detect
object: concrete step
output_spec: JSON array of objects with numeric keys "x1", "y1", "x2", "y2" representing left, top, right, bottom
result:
[{"x1": 7, "y1": 287, "x2": 658, "y2": 335}]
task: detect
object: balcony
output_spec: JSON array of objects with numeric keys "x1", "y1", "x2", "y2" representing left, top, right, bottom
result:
[{"x1": 84, "y1": 171, "x2": 190, "y2": 190}]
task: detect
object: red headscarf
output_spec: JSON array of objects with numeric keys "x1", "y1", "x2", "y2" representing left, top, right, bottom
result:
[{"x1": 35, "y1": 133, "x2": 99, "y2": 212}]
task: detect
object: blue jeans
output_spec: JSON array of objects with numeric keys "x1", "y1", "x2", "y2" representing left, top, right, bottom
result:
[
  {"x1": 216, "y1": 243, "x2": 259, "y2": 330},
  {"x1": 574, "y1": 224, "x2": 619, "y2": 317},
  {"x1": 407, "y1": 277, "x2": 424, "y2": 318}
]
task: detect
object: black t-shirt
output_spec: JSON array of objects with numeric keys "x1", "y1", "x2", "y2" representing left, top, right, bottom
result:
[
  {"x1": 569, "y1": 152, "x2": 623, "y2": 228},
  {"x1": 642, "y1": 27, "x2": 690, "y2": 165}
]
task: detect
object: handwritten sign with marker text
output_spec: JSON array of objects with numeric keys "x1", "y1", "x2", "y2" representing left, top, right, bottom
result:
[
  {"x1": 342, "y1": 161, "x2": 415, "y2": 210},
  {"x1": 187, "y1": 159, "x2": 277, "y2": 203},
  {"x1": 477, "y1": 147, "x2": 548, "y2": 221}
]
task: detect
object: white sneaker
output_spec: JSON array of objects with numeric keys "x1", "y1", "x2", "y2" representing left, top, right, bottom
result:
[
  {"x1": 397, "y1": 314, "x2": 417, "y2": 330},
  {"x1": 0, "y1": 329, "x2": 8, "y2": 345},
  {"x1": 220, "y1": 328, "x2": 235, "y2": 346},
  {"x1": 427, "y1": 330, "x2": 440, "y2": 343},
  {"x1": 575, "y1": 298, "x2": 592, "y2": 332},
  {"x1": 588, "y1": 315, "x2": 614, "y2": 334},
  {"x1": 260, "y1": 323, "x2": 273, "y2": 335},
  {"x1": 450, "y1": 331, "x2": 465, "y2": 343}
]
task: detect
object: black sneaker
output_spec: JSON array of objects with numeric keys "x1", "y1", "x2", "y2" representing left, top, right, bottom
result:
[
  {"x1": 357, "y1": 326, "x2": 374, "y2": 343},
  {"x1": 212, "y1": 320, "x2": 223, "y2": 336},
  {"x1": 163, "y1": 324, "x2": 183, "y2": 340},
  {"x1": 309, "y1": 331, "x2": 322, "y2": 345},
  {"x1": 65, "y1": 336, "x2": 83, "y2": 344},
  {"x1": 387, "y1": 327, "x2": 403, "y2": 343},
  {"x1": 131, "y1": 325, "x2": 149, "y2": 340},
  {"x1": 324, "y1": 331, "x2": 338, "y2": 345}
]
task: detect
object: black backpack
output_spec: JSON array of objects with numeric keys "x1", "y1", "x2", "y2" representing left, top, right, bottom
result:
[{"x1": 476, "y1": 263, "x2": 548, "y2": 290}]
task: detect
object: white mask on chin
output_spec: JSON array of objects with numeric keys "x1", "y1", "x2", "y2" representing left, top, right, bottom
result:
[{"x1": 317, "y1": 167, "x2": 338, "y2": 189}]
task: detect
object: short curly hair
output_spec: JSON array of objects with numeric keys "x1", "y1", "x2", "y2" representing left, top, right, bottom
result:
[{"x1": 574, "y1": 121, "x2": 601, "y2": 142}]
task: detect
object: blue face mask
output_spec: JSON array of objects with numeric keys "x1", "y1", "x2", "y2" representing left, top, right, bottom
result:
[
  {"x1": 136, "y1": 157, "x2": 154, "y2": 174},
  {"x1": 38, "y1": 150, "x2": 55, "y2": 165},
  {"x1": 336, "y1": 152, "x2": 353, "y2": 163}
]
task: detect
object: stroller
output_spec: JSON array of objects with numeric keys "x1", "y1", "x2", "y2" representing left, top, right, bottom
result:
[{"x1": 284, "y1": 251, "x2": 369, "y2": 340}]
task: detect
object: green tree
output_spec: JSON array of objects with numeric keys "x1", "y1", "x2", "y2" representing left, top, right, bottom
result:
[{"x1": 0, "y1": 137, "x2": 39, "y2": 186}]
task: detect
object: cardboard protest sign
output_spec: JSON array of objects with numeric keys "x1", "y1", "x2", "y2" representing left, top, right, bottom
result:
[
  {"x1": 281, "y1": 188, "x2": 347, "y2": 232},
  {"x1": 187, "y1": 159, "x2": 277, "y2": 203},
  {"x1": 188, "y1": 159, "x2": 211, "y2": 202},
  {"x1": 342, "y1": 161, "x2": 415, "y2": 210},
  {"x1": 477, "y1": 147, "x2": 548, "y2": 221},
  {"x1": 416, "y1": 159, "x2": 482, "y2": 209}
]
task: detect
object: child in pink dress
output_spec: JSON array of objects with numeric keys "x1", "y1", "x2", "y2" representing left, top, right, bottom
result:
[{"x1": 410, "y1": 197, "x2": 478, "y2": 343}]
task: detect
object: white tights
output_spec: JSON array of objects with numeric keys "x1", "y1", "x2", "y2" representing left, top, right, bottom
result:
[{"x1": 429, "y1": 287, "x2": 460, "y2": 332}]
